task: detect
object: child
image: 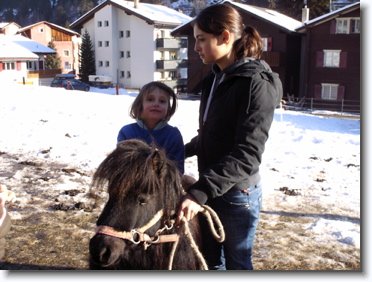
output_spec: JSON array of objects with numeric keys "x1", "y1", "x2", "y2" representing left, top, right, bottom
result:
[
  {"x1": 0, "y1": 184, "x2": 14, "y2": 261},
  {"x1": 117, "y1": 81, "x2": 185, "y2": 174}
]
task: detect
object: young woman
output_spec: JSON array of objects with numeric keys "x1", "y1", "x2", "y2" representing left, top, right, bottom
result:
[
  {"x1": 117, "y1": 81, "x2": 185, "y2": 174},
  {"x1": 176, "y1": 3, "x2": 282, "y2": 270}
]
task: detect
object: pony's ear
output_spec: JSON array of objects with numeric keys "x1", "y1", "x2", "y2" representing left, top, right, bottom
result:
[{"x1": 150, "y1": 148, "x2": 164, "y2": 176}]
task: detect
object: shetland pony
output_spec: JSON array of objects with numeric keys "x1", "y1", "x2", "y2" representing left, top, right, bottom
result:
[{"x1": 89, "y1": 139, "x2": 206, "y2": 270}]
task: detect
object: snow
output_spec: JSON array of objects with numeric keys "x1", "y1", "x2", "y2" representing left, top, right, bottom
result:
[
  {"x1": 0, "y1": 81, "x2": 361, "y2": 260},
  {"x1": 109, "y1": 0, "x2": 192, "y2": 25}
]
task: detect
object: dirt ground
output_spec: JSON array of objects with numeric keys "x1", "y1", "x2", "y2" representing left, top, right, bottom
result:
[{"x1": 0, "y1": 151, "x2": 360, "y2": 271}]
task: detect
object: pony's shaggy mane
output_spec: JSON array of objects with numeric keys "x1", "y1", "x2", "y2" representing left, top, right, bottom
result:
[{"x1": 92, "y1": 139, "x2": 183, "y2": 220}]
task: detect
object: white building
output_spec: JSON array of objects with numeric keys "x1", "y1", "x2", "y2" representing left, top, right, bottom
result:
[
  {"x1": 70, "y1": 0, "x2": 191, "y2": 89},
  {"x1": 0, "y1": 34, "x2": 55, "y2": 84}
]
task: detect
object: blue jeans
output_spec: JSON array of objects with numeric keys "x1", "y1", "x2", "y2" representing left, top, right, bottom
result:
[{"x1": 200, "y1": 183, "x2": 262, "y2": 270}]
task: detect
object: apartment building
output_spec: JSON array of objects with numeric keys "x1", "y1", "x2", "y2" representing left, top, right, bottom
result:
[{"x1": 70, "y1": 0, "x2": 191, "y2": 89}]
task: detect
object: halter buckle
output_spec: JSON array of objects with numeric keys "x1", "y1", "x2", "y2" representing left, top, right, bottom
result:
[{"x1": 130, "y1": 230, "x2": 142, "y2": 244}]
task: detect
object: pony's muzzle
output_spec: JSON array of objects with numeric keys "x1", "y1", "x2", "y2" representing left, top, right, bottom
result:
[{"x1": 89, "y1": 233, "x2": 126, "y2": 269}]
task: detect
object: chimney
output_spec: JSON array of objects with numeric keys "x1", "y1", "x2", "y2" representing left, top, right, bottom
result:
[
  {"x1": 302, "y1": 3, "x2": 309, "y2": 22},
  {"x1": 134, "y1": 0, "x2": 139, "y2": 8}
]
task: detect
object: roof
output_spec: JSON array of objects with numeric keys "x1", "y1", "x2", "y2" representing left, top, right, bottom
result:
[
  {"x1": 0, "y1": 22, "x2": 21, "y2": 30},
  {"x1": 2, "y1": 35, "x2": 56, "y2": 54},
  {"x1": 70, "y1": 0, "x2": 192, "y2": 29},
  {"x1": 0, "y1": 37, "x2": 38, "y2": 60},
  {"x1": 171, "y1": 0, "x2": 302, "y2": 36},
  {"x1": 296, "y1": 2, "x2": 360, "y2": 31},
  {"x1": 231, "y1": 1, "x2": 302, "y2": 32},
  {"x1": 18, "y1": 21, "x2": 80, "y2": 37}
]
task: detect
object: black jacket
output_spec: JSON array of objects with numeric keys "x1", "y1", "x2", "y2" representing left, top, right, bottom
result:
[{"x1": 185, "y1": 58, "x2": 282, "y2": 205}]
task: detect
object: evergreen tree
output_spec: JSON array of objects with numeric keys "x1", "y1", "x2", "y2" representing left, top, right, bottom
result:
[
  {"x1": 79, "y1": 29, "x2": 96, "y2": 83},
  {"x1": 44, "y1": 41, "x2": 61, "y2": 70}
]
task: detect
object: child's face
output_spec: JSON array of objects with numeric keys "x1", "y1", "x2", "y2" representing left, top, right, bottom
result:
[{"x1": 140, "y1": 88, "x2": 169, "y2": 127}]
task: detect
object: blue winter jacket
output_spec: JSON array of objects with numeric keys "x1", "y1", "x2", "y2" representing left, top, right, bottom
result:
[{"x1": 117, "y1": 121, "x2": 185, "y2": 174}]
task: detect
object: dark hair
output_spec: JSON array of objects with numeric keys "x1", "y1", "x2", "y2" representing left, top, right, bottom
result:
[
  {"x1": 130, "y1": 81, "x2": 177, "y2": 121},
  {"x1": 194, "y1": 3, "x2": 263, "y2": 60}
]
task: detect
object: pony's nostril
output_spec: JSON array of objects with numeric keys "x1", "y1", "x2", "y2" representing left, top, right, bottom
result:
[{"x1": 99, "y1": 246, "x2": 112, "y2": 264}]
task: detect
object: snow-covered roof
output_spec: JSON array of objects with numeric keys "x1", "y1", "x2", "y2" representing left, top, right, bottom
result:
[
  {"x1": 0, "y1": 23, "x2": 9, "y2": 29},
  {"x1": 296, "y1": 1, "x2": 360, "y2": 31},
  {"x1": 0, "y1": 22, "x2": 21, "y2": 29},
  {"x1": 3, "y1": 34, "x2": 55, "y2": 54},
  {"x1": 172, "y1": 0, "x2": 302, "y2": 36},
  {"x1": 0, "y1": 37, "x2": 38, "y2": 60},
  {"x1": 71, "y1": 0, "x2": 192, "y2": 29},
  {"x1": 18, "y1": 21, "x2": 80, "y2": 36},
  {"x1": 229, "y1": 1, "x2": 302, "y2": 32}
]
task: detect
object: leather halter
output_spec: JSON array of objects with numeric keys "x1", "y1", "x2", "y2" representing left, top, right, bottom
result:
[{"x1": 95, "y1": 209, "x2": 179, "y2": 249}]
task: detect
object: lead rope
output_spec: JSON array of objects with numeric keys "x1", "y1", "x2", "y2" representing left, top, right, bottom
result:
[{"x1": 167, "y1": 204, "x2": 225, "y2": 270}]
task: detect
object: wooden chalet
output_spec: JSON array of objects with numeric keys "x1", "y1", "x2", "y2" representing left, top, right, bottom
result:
[{"x1": 297, "y1": 2, "x2": 360, "y2": 113}]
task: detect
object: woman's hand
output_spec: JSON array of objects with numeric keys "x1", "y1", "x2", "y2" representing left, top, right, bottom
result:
[{"x1": 177, "y1": 194, "x2": 202, "y2": 223}]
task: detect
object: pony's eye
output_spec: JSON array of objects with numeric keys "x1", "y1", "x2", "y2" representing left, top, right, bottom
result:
[{"x1": 138, "y1": 197, "x2": 147, "y2": 206}]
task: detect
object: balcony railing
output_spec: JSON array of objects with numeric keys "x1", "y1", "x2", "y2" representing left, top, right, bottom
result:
[
  {"x1": 156, "y1": 60, "x2": 179, "y2": 70},
  {"x1": 160, "y1": 78, "x2": 187, "y2": 91},
  {"x1": 156, "y1": 38, "x2": 187, "y2": 49},
  {"x1": 28, "y1": 69, "x2": 62, "y2": 78}
]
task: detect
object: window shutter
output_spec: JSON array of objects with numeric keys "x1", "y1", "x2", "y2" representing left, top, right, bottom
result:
[
  {"x1": 330, "y1": 20, "x2": 336, "y2": 34},
  {"x1": 338, "y1": 85, "x2": 345, "y2": 100},
  {"x1": 316, "y1": 51, "x2": 324, "y2": 67},
  {"x1": 0, "y1": 63, "x2": 3, "y2": 71},
  {"x1": 16, "y1": 62, "x2": 21, "y2": 71},
  {"x1": 314, "y1": 84, "x2": 322, "y2": 99},
  {"x1": 340, "y1": 52, "x2": 347, "y2": 68}
]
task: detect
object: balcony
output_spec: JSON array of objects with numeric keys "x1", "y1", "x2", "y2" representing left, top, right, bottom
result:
[
  {"x1": 156, "y1": 60, "x2": 180, "y2": 70},
  {"x1": 160, "y1": 78, "x2": 187, "y2": 91},
  {"x1": 156, "y1": 38, "x2": 187, "y2": 49}
]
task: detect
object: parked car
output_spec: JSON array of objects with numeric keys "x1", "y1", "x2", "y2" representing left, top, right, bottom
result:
[
  {"x1": 62, "y1": 79, "x2": 90, "y2": 92},
  {"x1": 50, "y1": 74, "x2": 76, "y2": 88}
]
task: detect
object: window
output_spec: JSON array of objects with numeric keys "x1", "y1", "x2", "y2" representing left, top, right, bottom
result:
[
  {"x1": 262, "y1": 37, "x2": 272, "y2": 52},
  {"x1": 127, "y1": 71, "x2": 131, "y2": 78},
  {"x1": 321, "y1": 83, "x2": 338, "y2": 100},
  {"x1": 170, "y1": 71, "x2": 177, "y2": 79},
  {"x1": 39, "y1": 28, "x2": 44, "y2": 33},
  {"x1": 98, "y1": 21, "x2": 102, "y2": 27},
  {"x1": 64, "y1": 50, "x2": 69, "y2": 56},
  {"x1": 105, "y1": 41, "x2": 109, "y2": 47},
  {"x1": 350, "y1": 19, "x2": 360, "y2": 33},
  {"x1": 98, "y1": 41, "x2": 102, "y2": 47},
  {"x1": 119, "y1": 30, "x2": 124, "y2": 38},
  {"x1": 323, "y1": 50, "x2": 341, "y2": 67},
  {"x1": 98, "y1": 61, "x2": 103, "y2": 67},
  {"x1": 27, "y1": 61, "x2": 33, "y2": 69},
  {"x1": 64, "y1": 62, "x2": 72, "y2": 70},
  {"x1": 120, "y1": 51, "x2": 124, "y2": 58},
  {"x1": 105, "y1": 61, "x2": 110, "y2": 67},
  {"x1": 336, "y1": 18, "x2": 348, "y2": 34},
  {"x1": 104, "y1": 20, "x2": 109, "y2": 27},
  {"x1": 120, "y1": 71, "x2": 125, "y2": 78},
  {"x1": 170, "y1": 51, "x2": 177, "y2": 60},
  {"x1": 336, "y1": 18, "x2": 360, "y2": 34},
  {"x1": 126, "y1": 30, "x2": 130, "y2": 38},
  {"x1": 3, "y1": 62, "x2": 15, "y2": 70},
  {"x1": 126, "y1": 51, "x2": 131, "y2": 58}
]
